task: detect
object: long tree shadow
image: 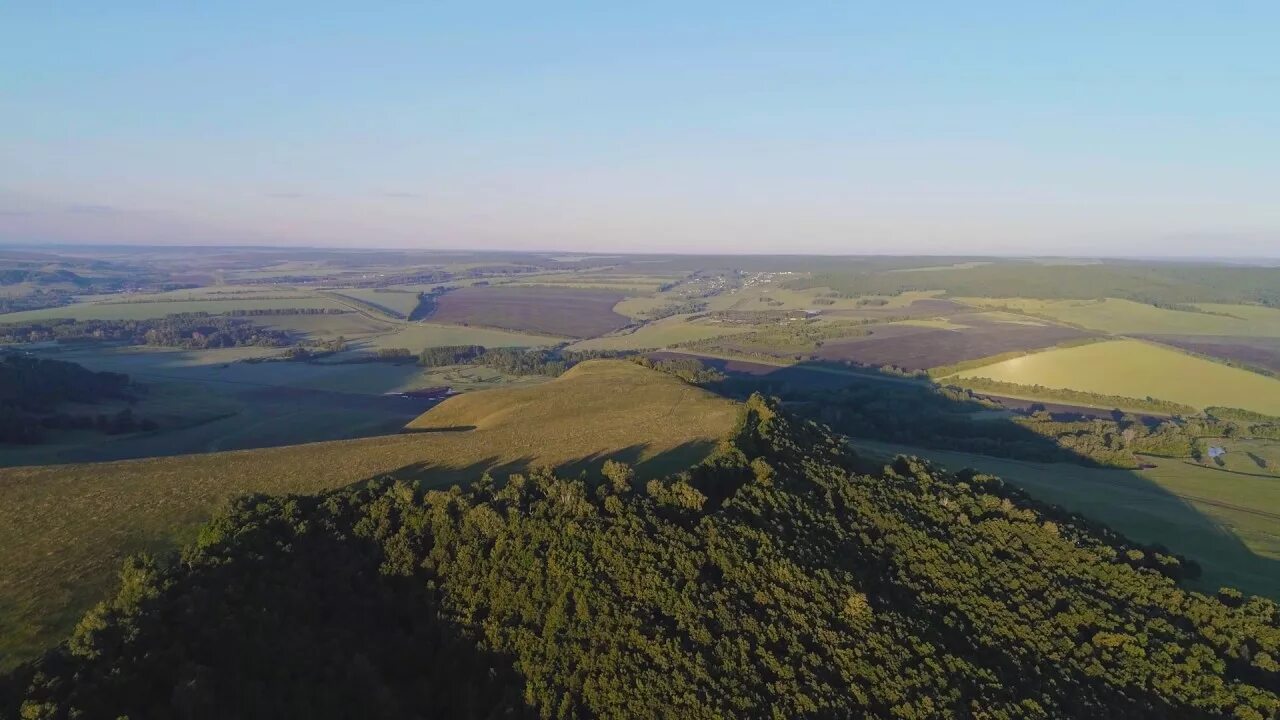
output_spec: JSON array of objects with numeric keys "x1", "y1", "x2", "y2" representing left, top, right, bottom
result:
[
  {"x1": 365, "y1": 439, "x2": 719, "y2": 489},
  {"x1": 678, "y1": 354, "x2": 1280, "y2": 600}
]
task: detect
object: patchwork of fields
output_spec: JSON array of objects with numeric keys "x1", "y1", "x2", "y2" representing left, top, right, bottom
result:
[{"x1": 960, "y1": 297, "x2": 1280, "y2": 337}]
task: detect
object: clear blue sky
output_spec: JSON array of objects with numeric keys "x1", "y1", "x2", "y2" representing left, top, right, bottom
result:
[{"x1": 2, "y1": 2, "x2": 1276, "y2": 256}]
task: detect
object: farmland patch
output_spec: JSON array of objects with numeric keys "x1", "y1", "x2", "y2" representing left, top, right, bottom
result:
[
  {"x1": 1138, "y1": 335, "x2": 1280, "y2": 374},
  {"x1": 948, "y1": 339, "x2": 1280, "y2": 415},
  {"x1": 426, "y1": 286, "x2": 630, "y2": 338},
  {"x1": 959, "y1": 297, "x2": 1280, "y2": 336},
  {"x1": 814, "y1": 319, "x2": 1093, "y2": 370}
]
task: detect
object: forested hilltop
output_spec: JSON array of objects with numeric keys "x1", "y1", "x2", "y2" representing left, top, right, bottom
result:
[{"x1": 4, "y1": 397, "x2": 1279, "y2": 719}]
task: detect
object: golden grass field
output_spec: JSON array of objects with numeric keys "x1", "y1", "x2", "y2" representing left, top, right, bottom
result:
[
  {"x1": 949, "y1": 339, "x2": 1280, "y2": 415},
  {"x1": 0, "y1": 361, "x2": 739, "y2": 668}
]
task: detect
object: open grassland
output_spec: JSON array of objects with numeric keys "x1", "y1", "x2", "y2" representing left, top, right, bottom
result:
[
  {"x1": 959, "y1": 297, "x2": 1280, "y2": 337},
  {"x1": 0, "y1": 360, "x2": 739, "y2": 667},
  {"x1": 849, "y1": 439, "x2": 1280, "y2": 600},
  {"x1": 0, "y1": 381, "x2": 434, "y2": 467},
  {"x1": 949, "y1": 339, "x2": 1280, "y2": 415},
  {"x1": 0, "y1": 296, "x2": 346, "y2": 323},
  {"x1": 1195, "y1": 437, "x2": 1280, "y2": 476},
  {"x1": 327, "y1": 288, "x2": 424, "y2": 318},
  {"x1": 568, "y1": 314, "x2": 751, "y2": 351},
  {"x1": 26, "y1": 344, "x2": 423, "y2": 394},
  {"x1": 427, "y1": 286, "x2": 631, "y2": 338}
]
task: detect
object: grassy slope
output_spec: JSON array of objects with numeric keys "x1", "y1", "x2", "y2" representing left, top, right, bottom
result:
[
  {"x1": 0, "y1": 360, "x2": 739, "y2": 667},
  {"x1": 949, "y1": 339, "x2": 1280, "y2": 415},
  {"x1": 849, "y1": 439, "x2": 1280, "y2": 599}
]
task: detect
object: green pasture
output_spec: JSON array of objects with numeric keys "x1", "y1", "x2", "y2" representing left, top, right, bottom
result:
[{"x1": 1195, "y1": 437, "x2": 1280, "y2": 476}]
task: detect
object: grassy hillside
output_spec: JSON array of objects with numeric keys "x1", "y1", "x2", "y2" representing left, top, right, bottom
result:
[
  {"x1": 949, "y1": 339, "x2": 1280, "y2": 415},
  {"x1": 8, "y1": 398, "x2": 1278, "y2": 717},
  {"x1": 0, "y1": 360, "x2": 738, "y2": 668}
]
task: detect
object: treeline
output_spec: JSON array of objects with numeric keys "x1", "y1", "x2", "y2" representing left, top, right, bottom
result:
[
  {"x1": 415, "y1": 344, "x2": 727, "y2": 385},
  {"x1": 642, "y1": 299, "x2": 707, "y2": 320},
  {"x1": 0, "y1": 354, "x2": 151, "y2": 444},
  {"x1": 417, "y1": 344, "x2": 569, "y2": 376},
  {"x1": 628, "y1": 356, "x2": 726, "y2": 385},
  {"x1": 417, "y1": 345, "x2": 623, "y2": 377},
  {"x1": 7, "y1": 396, "x2": 1278, "y2": 717},
  {"x1": 944, "y1": 375, "x2": 1198, "y2": 415},
  {"x1": 0, "y1": 314, "x2": 293, "y2": 349}
]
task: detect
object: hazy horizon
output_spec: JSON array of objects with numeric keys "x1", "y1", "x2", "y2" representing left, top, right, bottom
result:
[{"x1": 3, "y1": 3, "x2": 1277, "y2": 257}]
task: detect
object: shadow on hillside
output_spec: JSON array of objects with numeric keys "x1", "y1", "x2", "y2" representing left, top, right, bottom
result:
[
  {"x1": 671, "y1": 354, "x2": 1280, "y2": 599},
  {"x1": 362, "y1": 439, "x2": 719, "y2": 493}
]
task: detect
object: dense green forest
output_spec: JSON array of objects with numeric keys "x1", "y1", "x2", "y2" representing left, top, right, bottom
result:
[
  {"x1": 0, "y1": 354, "x2": 150, "y2": 443},
  {"x1": 0, "y1": 313, "x2": 297, "y2": 348},
  {"x1": 5, "y1": 396, "x2": 1277, "y2": 718},
  {"x1": 790, "y1": 262, "x2": 1280, "y2": 307}
]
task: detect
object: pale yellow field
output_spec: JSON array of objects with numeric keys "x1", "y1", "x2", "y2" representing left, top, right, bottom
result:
[
  {"x1": 949, "y1": 339, "x2": 1280, "y2": 415},
  {"x1": 958, "y1": 297, "x2": 1280, "y2": 336}
]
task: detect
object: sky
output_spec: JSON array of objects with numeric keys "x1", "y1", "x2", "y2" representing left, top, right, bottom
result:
[{"x1": 2, "y1": 2, "x2": 1277, "y2": 257}]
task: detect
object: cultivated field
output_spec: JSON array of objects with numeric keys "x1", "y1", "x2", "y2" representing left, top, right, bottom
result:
[
  {"x1": 814, "y1": 315, "x2": 1094, "y2": 370},
  {"x1": 0, "y1": 360, "x2": 739, "y2": 667},
  {"x1": 960, "y1": 297, "x2": 1280, "y2": 337},
  {"x1": 426, "y1": 286, "x2": 631, "y2": 338},
  {"x1": 1138, "y1": 335, "x2": 1280, "y2": 374},
  {"x1": 948, "y1": 339, "x2": 1280, "y2": 415},
  {"x1": 849, "y1": 438, "x2": 1280, "y2": 600}
]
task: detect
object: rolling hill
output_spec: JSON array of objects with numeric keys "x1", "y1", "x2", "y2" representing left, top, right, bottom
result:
[
  {"x1": 6, "y1": 395, "x2": 1277, "y2": 717},
  {"x1": 0, "y1": 360, "x2": 739, "y2": 667}
]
